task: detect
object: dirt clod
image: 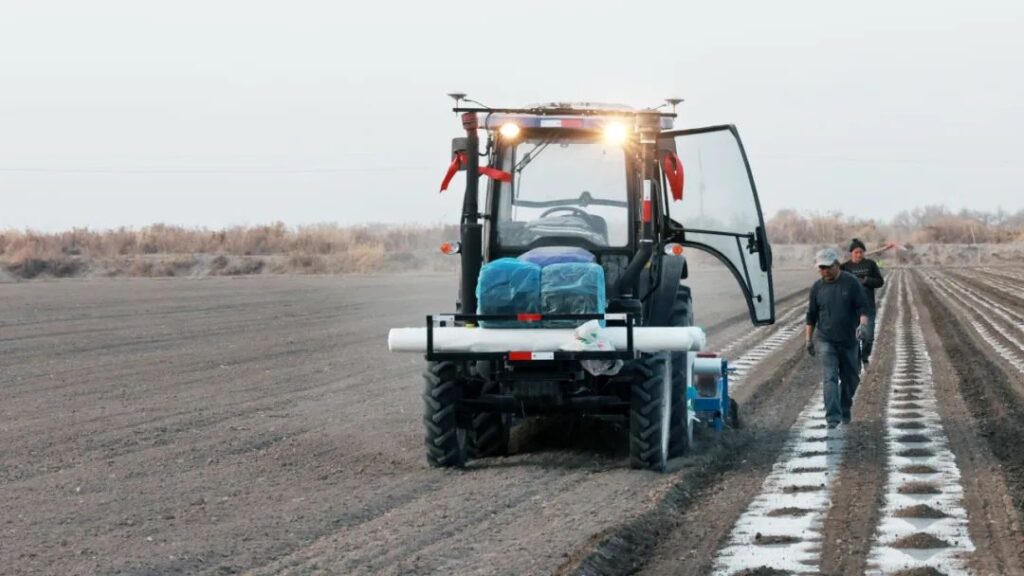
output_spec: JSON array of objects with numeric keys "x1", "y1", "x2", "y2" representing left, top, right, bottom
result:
[
  {"x1": 766, "y1": 507, "x2": 811, "y2": 517},
  {"x1": 731, "y1": 568, "x2": 792, "y2": 576},
  {"x1": 896, "y1": 434, "x2": 932, "y2": 444},
  {"x1": 893, "y1": 394, "x2": 922, "y2": 402},
  {"x1": 891, "y1": 412, "x2": 925, "y2": 420},
  {"x1": 894, "y1": 504, "x2": 948, "y2": 518},
  {"x1": 898, "y1": 448, "x2": 935, "y2": 457},
  {"x1": 890, "y1": 532, "x2": 952, "y2": 549},
  {"x1": 754, "y1": 533, "x2": 801, "y2": 545},
  {"x1": 898, "y1": 482, "x2": 942, "y2": 494},
  {"x1": 788, "y1": 467, "x2": 828, "y2": 474},
  {"x1": 900, "y1": 465, "x2": 939, "y2": 474},
  {"x1": 782, "y1": 485, "x2": 823, "y2": 493},
  {"x1": 892, "y1": 568, "x2": 946, "y2": 576},
  {"x1": 894, "y1": 421, "x2": 926, "y2": 429}
]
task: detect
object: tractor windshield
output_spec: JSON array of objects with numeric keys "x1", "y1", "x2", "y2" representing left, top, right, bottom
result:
[{"x1": 494, "y1": 135, "x2": 629, "y2": 248}]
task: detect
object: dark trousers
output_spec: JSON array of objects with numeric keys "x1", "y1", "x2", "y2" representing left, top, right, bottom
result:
[
  {"x1": 818, "y1": 339, "x2": 860, "y2": 423},
  {"x1": 860, "y1": 309, "x2": 877, "y2": 361}
]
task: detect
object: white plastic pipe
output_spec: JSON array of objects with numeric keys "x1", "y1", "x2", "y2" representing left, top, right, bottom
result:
[
  {"x1": 693, "y1": 357, "x2": 726, "y2": 376},
  {"x1": 387, "y1": 326, "x2": 706, "y2": 353}
]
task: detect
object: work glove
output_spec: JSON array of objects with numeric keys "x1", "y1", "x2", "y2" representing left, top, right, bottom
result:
[
  {"x1": 856, "y1": 324, "x2": 873, "y2": 342},
  {"x1": 806, "y1": 340, "x2": 815, "y2": 356}
]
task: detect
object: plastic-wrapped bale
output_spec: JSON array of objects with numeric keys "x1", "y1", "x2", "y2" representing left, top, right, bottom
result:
[
  {"x1": 476, "y1": 258, "x2": 541, "y2": 328},
  {"x1": 518, "y1": 246, "x2": 596, "y2": 268},
  {"x1": 540, "y1": 262, "x2": 606, "y2": 328}
]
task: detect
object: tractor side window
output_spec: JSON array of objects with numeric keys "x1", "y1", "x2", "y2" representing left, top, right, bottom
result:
[{"x1": 495, "y1": 136, "x2": 629, "y2": 248}]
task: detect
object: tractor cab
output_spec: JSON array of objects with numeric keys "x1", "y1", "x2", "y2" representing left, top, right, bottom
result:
[{"x1": 463, "y1": 101, "x2": 774, "y2": 326}]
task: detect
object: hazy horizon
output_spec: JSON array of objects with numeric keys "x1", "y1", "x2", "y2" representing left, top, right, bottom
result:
[{"x1": 2, "y1": 0, "x2": 1022, "y2": 232}]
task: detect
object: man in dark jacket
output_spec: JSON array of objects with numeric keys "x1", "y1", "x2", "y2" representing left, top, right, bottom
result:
[
  {"x1": 806, "y1": 247, "x2": 871, "y2": 427},
  {"x1": 840, "y1": 238, "x2": 884, "y2": 365}
]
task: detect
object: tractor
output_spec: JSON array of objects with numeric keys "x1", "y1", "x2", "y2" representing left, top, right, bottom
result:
[{"x1": 387, "y1": 97, "x2": 775, "y2": 470}]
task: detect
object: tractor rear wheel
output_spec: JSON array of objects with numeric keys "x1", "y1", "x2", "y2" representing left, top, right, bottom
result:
[
  {"x1": 468, "y1": 380, "x2": 510, "y2": 459},
  {"x1": 669, "y1": 284, "x2": 693, "y2": 458},
  {"x1": 729, "y1": 398, "x2": 741, "y2": 429},
  {"x1": 423, "y1": 361, "x2": 466, "y2": 468},
  {"x1": 630, "y1": 352, "x2": 672, "y2": 471}
]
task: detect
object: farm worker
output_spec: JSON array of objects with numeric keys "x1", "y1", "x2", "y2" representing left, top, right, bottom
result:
[
  {"x1": 841, "y1": 238, "x2": 884, "y2": 365},
  {"x1": 805, "y1": 247, "x2": 871, "y2": 428}
]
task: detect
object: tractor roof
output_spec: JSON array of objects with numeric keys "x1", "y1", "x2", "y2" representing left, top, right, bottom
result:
[{"x1": 455, "y1": 102, "x2": 676, "y2": 132}]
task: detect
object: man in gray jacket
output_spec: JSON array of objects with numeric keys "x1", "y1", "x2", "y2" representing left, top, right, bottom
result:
[{"x1": 805, "y1": 247, "x2": 871, "y2": 427}]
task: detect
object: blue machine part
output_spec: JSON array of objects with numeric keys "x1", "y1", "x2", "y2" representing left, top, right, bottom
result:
[
  {"x1": 518, "y1": 246, "x2": 596, "y2": 268},
  {"x1": 539, "y1": 262, "x2": 606, "y2": 328},
  {"x1": 689, "y1": 357, "x2": 731, "y2": 432},
  {"x1": 476, "y1": 258, "x2": 541, "y2": 328}
]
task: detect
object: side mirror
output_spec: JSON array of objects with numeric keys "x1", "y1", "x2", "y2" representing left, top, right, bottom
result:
[{"x1": 451, "y1": 137, "x2": 468, "y2": 171}]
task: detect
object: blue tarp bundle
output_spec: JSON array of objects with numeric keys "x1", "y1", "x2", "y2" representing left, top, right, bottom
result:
[
  {"x1": 476, "y1": 248, "x2": 605, "y2": 329},
  {"x1": 476, "y1": 258, "x2": 541, "y2": 327},
  {"x1": 540, "y1": 262, "x2": 606, "y2": 328},
  {"x1": 517, "y1": 246, "x2": 595, "y2": 268}
]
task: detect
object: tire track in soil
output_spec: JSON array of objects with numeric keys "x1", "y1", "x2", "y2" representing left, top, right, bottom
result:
[
  {"x1": 916, "y1": 271, "x2": 1024, "y2": 574},
  {"x1": 865, "y1": 273, "x2": 974, "y2": 574},
  {"x1": 561, "y1": 337, "x2": 819, "y2": 576}
]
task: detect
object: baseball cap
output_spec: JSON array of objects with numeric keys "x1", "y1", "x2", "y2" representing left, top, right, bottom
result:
[{"x1": 815, "y1": 247, "x2": 840, "y2": 267}]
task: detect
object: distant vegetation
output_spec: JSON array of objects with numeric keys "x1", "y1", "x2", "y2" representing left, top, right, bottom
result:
[
  {"x1": 767, "y1": 205, "x2": 1024, "y2": 245},
  {"x1": 0, "y1": 223, "x2": 458, "y2": 279},
  {"x1": 1, "y1": 206, "x2": 1022, "y2": 279}
]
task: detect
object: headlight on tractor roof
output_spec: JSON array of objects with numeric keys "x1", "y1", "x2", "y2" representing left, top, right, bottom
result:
[
  {"x1": 603, "y1": 121, "x2": 628, "y2": 146},
  {"x1": 499, "y1": 122, "x2": 521, "y2": 139}
]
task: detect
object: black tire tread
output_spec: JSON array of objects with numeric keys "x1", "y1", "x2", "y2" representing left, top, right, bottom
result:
[
  {"x1": 423, "y1": 361, "x2": 465, "y2": 468},
  {"x1": 669, "y1": 283, "x2": 693, "y2": 458},
  {"x1": 468, "y1": 379, "x2": 509, "y2": 459},
  {"x1": 630, "y1": 352, "x2": 670, "y2": 470}
]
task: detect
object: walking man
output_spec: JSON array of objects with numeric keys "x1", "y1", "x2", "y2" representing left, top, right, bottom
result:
[
  {"x1": 805, "y1": 247, "x2": 871, "y2": 428},
  {"x1": 841, "y1": 238, "x2": 885, "y2": 365}
]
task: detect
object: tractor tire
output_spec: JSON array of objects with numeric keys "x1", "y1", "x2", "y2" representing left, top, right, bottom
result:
[
  {"x1": 669, "y1": 284, "x2": 693, "y2": 458},
  {"x1": 729, "y1": 398, "x2": 741, "y2": 429},
  {"x1": 423, "y1": 361, "x2": 466, "y2": 468},
  {"x1": 630, "y1": 352, "x2": 672, "y2": 471},
  {"x1": 468, "y1": 379, "x2": 510, "y2": 459}
]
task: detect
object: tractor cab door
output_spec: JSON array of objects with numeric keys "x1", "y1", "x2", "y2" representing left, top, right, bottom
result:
[{"x1": 660, "y1": 125, "x2": 775, "y2": 325}]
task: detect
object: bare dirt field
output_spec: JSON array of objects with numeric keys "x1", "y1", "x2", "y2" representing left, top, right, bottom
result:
[{"x1": 2, "y1": 266, "x2": 1024, "y2": 576}]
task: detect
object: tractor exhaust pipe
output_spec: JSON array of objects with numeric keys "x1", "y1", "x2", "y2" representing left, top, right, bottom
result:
[{"x1": 460, "y1": 112, "x2": 483, "y2": 317}]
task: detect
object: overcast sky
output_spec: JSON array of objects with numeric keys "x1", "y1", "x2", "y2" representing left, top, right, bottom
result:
[{"x1": 1, "y1": 0, "x2": 1021, "y2": 231}]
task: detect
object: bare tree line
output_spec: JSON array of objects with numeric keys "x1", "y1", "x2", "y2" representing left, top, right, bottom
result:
[{"x1": 767, "y1": 205, "x2": 1024, "y2": 245}]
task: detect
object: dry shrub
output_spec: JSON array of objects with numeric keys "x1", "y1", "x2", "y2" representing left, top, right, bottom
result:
[
  {"x1": 4, "y1": 209, "x2": 1017, "y2": 279},
  {"x1": 767, "y1": 205, "x2": 1024, "y2": 245},
  {"x1": 220, "y1": 257, "x2": 265, "y2": 276}
]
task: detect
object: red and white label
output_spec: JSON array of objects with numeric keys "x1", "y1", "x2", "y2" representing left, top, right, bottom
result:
[
  {"x1": 642, "y1": 182, "x2": 652, "y2": 223},
  {"x1": 508, "y1": 351, "x2": 555, "y2": 361}
]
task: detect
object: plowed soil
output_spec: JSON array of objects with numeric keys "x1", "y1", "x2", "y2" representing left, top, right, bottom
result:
[
  {"x1": 6, "y1": 266, "x2": 1024, "y2": 576},
  {"x1": 0, "y1": 270, "x2": 811, "y2": 576}
]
